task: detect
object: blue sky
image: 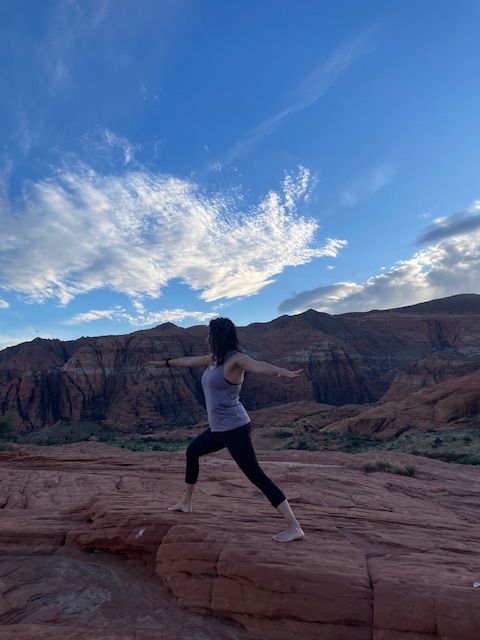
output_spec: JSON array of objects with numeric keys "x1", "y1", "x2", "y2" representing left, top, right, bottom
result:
[{"x1": 1, "y1": 0, "x2": 480, "y2": 349}]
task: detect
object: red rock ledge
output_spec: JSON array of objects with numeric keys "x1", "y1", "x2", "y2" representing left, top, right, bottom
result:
[{"x1": 0, "y1": 443, "x2": 479, "y2": 640}]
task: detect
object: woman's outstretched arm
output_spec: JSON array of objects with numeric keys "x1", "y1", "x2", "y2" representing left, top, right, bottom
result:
[
  {"x1": 234, "y1": 353, "x2": 302, "y2": 378},
  {"x1": 150, "y1": 355, "x2": 211, "y2": 368}
]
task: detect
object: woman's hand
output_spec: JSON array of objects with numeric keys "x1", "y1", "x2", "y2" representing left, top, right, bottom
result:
[
  {"x1": 150, "y1": 355, "x2": 211, "y2": 368},
  {"x1": 277, "y1": 368, "x2": 303, "y2": 378}
]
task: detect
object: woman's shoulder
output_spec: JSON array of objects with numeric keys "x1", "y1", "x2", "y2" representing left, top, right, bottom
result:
[{"x1": 227, "y1": 351, "x2": 249, "y2": 366}]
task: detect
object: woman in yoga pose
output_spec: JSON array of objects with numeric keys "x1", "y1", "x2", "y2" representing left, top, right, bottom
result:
[{"x1": 151, "y1": 317, "x2": 304, "y2": 543}]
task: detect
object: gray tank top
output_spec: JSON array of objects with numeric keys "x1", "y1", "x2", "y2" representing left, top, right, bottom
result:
[{"x1": 201, "y1": 351, "x2": 250, "y2": 432}]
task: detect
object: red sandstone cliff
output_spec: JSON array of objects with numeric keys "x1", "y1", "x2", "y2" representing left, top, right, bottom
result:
[
  {"x1": 324, "y1": 367, "x2": 480, "y2": 438},
  {"x1": 1, "y1": 294, "x2": 480, "y2": 432}
]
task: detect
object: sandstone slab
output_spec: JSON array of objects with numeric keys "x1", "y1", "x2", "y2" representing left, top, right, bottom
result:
[{"x1": 0, "y1": 443, "x2": 479, "y2": 639}]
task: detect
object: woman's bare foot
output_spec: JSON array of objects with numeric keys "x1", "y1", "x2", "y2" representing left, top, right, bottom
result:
[
  {"x1": 168, "y1": 500, "x2": 192, "y2": 513},
  {"x1": 273, "y1": 525, "x2": 305, "y2": 543}
]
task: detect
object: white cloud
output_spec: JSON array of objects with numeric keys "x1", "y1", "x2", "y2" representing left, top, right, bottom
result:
[
  {"x1": 0, "y1": 299, "x2": 9, "y2": 309},
  {"x1": 39, "y1": 0, "x2": 111, "y2": 92},
  {"x1": 101, "y1": 129, "x2": 141, "y2": 164},
  {"x1": 415, "y1": 200, "x2": 480, "y2": 245},
  {"x1": 81, "y1": 128, "x2": 141, "y2": 165},
  {"x1": 279, "y1": 202, "x2": 480, "y2": 315},
  {"x1": 68, "y1": 306, "x2": 217, "y2": 326},
  {"x1": 67, "y1": 307, "x2": 125, "y2": 323},
  {"x1": 0, "y1": 163, "x2": 344, "y2": 307},
  {"x1": 340, "y1": 163, "x2": 394, "y2": 207}
]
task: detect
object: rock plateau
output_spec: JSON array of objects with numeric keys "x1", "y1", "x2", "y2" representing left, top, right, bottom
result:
[{"x1": 0, "y1": 442, "x2": 479, "y2": 639}]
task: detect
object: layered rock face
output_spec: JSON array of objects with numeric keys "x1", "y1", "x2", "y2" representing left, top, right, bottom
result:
[
  {"x1": 0, "y1": 442, "x2": 479, "y2": 639},
  {"x1": 1, "y1": 294, "x2": 480, "y2": 432},
  {"x1": 325, "y1": 368, "x2": 480, "y2": 437}
]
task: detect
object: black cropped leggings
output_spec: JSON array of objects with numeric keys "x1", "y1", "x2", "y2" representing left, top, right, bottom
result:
[{"x1": 185, "y1": 423, "x2": 286, "y2": 508}]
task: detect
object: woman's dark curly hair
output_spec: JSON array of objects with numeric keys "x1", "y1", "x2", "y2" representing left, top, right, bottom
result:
[{"x1": 208, "y1": 317, "x2": 241, "y2": 364}]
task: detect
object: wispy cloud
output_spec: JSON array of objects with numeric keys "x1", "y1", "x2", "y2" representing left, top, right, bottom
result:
[
  {"x1": 81, "y1": 128, "x2": 141, "y2": 165},
  {"x1": 415, "y1": 200, "x2": 480, "y2": 245},
  {"x1": 279, "y1": 199, "x2": 480, "y2": 315},
  {"x1": 339, "y1": 163, "x2": 394, "y2": 207},
  {"x1": 67, "y1": 306, "x2": 217, "y2": 326},
  {"x1": 40, "y1": 0, "x2": 111, "y2": 91},
  {"x1": 0, "y1": 299, "x2": 9, "y2": 309},
  {"x1": 219, "y1": 29, "x2": 377, "y2": 166},
  {"x1": 0, "y1": 162, "x2": 345, "y2": 308}
]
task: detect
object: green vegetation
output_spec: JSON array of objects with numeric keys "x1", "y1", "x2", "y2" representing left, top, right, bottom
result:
[
  {"x1": 0, "y1": 414, "x2": 18, "y2": 452},
  {"x1": 363, "y1": 460, "x2": 417, "y2": 477},
  {"x1": 5, "y1": 411, "x2": 480, "y2": 469},
  {"x1": 404, "y1": 464, "x2": 418, "y2": 477},
  {"x1": 451, "y1": 455, "x2": 480, "y2": 466},
  {"x1": 282, "y1": 431, "x2": 384, "y2": 454},
  {"x1": 9, "y1": 419, "x2": 193, "y2": 452},
  {"x1": 394, "y1": 424, "x2": 416, "y2": 437},
  {"x1": 274, "y1": 429, "x2": 293, "y2": 439},
  {"x1": 275, "y1": 423, "x2": 480, "y2": 467},
  {"x1": 0, "y1": 414, "x2": 17, "y2": 437},
  {"x1": 17, "y1": 421, "x2": 122, "y2": 446},
  {"x1": 120, "y1": 436, "x2": 192, "y2": 452}
]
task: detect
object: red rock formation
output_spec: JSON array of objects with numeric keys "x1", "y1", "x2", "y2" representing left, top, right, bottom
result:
[
  {"x1": 381, "y1": 352, "x2": 480, "y2": 402},
  {"x1": 1, "y1": 294, "x2": 480, "y2": 432},
  {"x1": 326, "y1": 368, "x2": 480, "y2": 437},
  {"x1": 0, "y1": 442, "x2": 479, "y2": 639}
]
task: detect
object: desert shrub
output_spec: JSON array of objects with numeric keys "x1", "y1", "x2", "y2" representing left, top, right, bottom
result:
[
  {"x1": 463, "y1": 436, "x2": 473, "y2": 443},
  {"x1": 363, "y1": 460, "x2": 417, "y2": 477},
  {"x1": 456, "y1": 455, "x2": 480, "y2": 466},
  {"x1": 339, "y1": 434, "x2": 380, "y2": 454},
  {"x1": 0, "y1": 443, "x2": 13, "y2": 452},
  {"x1": 0, "y1": 415, "x2": 17, "y2": 439},
  {"x1": 296, "y1": 439, "x2": 315, "y2": 451},
  {"x1": 147, "y1": 438, "x2": 191, "y2": 452},
  {"x1": 363, "y1": 460, "x2": 395, "y2": 473},
  {"x1": 274, "y1": 430, "x2": 293, "y2": 439},
  {"x1": 403, "y1": 464, "x2": 417, "y2": 477},
  {"x1": 395, "y1": 424, "x2": 415, "y2": 437}
]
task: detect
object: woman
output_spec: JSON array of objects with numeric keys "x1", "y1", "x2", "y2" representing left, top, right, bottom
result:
[{"x1": 151, "y1": 317, "x2": 304, "y2": 543}]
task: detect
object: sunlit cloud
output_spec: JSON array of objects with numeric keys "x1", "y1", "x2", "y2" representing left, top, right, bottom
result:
[
  {"x1": 279, "y1": 201, "x2": 480, "y2": 315},
  {"x1": 415, "y1": 200, "x2": 480, "y2": 245},
  {"x1": 67, "y1": 305, "x2": 217, "y2": 326},
  {"x1": 0, "y1": 163, "x2": 345, "y2": 309},
  {"x1": 340, "y1": 163, "x2": 394, "y2": 207},
  {"x1": 0, "y1": 299, "x2": 9, "y2": 309}
]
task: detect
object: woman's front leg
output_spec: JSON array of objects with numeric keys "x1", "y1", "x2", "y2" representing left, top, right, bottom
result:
[
  {"x1": 168, "y1": 482, "x2": 195, "y2": 512},
  {"x1": 169, "y1": 428, "x2": 224, "y2": 512}
]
